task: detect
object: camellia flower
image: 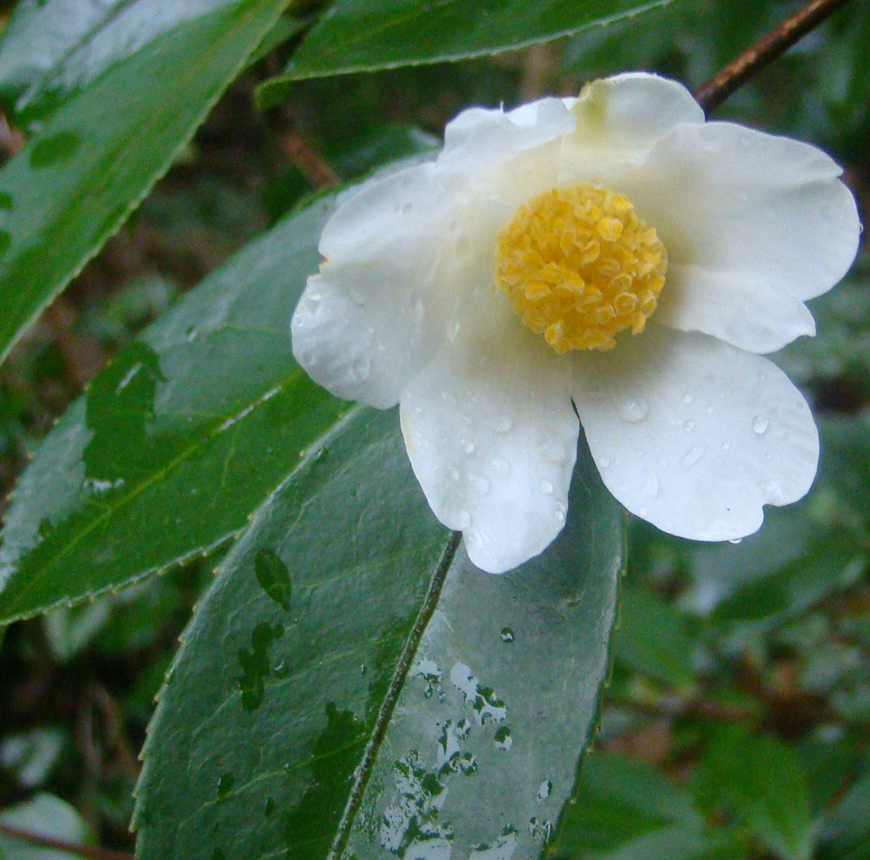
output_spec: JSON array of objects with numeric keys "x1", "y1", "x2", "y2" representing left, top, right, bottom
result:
[{"x1": 291, "y1": 73, "x2": 860, "y2": 574}]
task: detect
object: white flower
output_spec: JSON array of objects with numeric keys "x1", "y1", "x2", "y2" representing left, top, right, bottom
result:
[{"x1": 291, "y1": 73, "x2": 860, "y2": 574}]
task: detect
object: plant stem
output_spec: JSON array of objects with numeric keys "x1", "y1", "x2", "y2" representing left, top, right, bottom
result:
[
  {"x1": 693, "y1": 0, "x2": 855, "y2": 114},
  {"x1": 0, "y1": 822, "x2": 135, "y2": 860}
]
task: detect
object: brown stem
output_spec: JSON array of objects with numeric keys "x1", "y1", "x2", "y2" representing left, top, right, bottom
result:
[
  {"x1": 693, "y1": 0, "x2": 854, "y2": 114},
  {"x1": 277, "y1": 130, "x2": 340, "y2": 188},
  {"x1": 0, "y1": 822, "x2": 135, "y2": 860}
]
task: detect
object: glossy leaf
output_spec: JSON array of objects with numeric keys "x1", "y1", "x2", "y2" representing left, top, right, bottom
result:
[
  {"x1": 694, "y1": 725, "x2": 814, "y2": 860},
  {"x1": 0, "y1": 0, "x2": 282, "y2": 124},
  {"x1": 0, "y1": 0, "x2": 289, "y2": 367},
  {"x1": 258, "y1": 0, "x2": 684, "y2": 101},
  {"x1": 134, "y1": 410, "x2": 624, "y2": 859},
  {"x1": 0, "y1": 200, "x2": 343, "y2": 623}
]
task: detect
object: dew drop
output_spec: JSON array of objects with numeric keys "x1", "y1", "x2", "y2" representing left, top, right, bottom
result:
[
  {"x1": 706, "y1": 405, "x2": 714, "y2": 414},
  {"x1": 728, "y1": 537, "x2": 743, "y2": 545},
  {"x1": 554, "y1": 506, "x2": 566, "y2": 523},
  {"x1": 500, "y1": 627, "x2": 515, "y2": 643},
  {"x1": 752, "y1": 414, "x2": 769, "y2": 435},
  {"x1": 494, "y1": 726, "x2": 513, "y2": 751},
  {"x1": 539, "y1": 479, "x2": 554, "y2": 495},
  {"x1": 491, "y1": 456, "x2": 511, "y2": 476},
  {"x1": 350, "y1": 355, "x2": 370, "y2": 382},
  {"x1": 457, "y1": 510, "x2": 472, "y2": 529},
  {"x1": 461, "y1": 439, "x2": 476, "y2": 454},
  {"x1": 680, "y1": 446, "x2": 702, "y2": 468},
  {"x1": 217, "y1": 773, "x2": 234, "y2": 799},
  {"x1": 682, "y1": 393, "x2": 694, "y2": 405},
  {"x1": 598, "y1": 456, "x2": 611, "y2": 468},
  {"x1": 449, "y1": 466, "x2": 460, "y2": 481},
  {"x1": 642, "y1": 473, "x2": 658, "y2": 498},
  {"x1": 722, "y1": 441, "x2": 730, "y2": 451},
  {"x1": 491, "y1": 416, "x2": 513, "y2": 433},
  {"x1": 683, "y1": 420, "x2": 695, "y2": 432},
  {"x1": 618, "y1": 397, "x2": 649, "y2": 423}
]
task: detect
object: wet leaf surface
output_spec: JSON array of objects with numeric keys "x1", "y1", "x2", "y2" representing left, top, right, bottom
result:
[{"x1": 134, "y1": 409, "x2": 624, "y2": 859}]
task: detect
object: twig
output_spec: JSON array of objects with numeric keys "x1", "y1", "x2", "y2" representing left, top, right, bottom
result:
[
  {"x1": 277, "y1": 130, "x2": 340, "y2": 188},
  {"x1": 0, "y1": 822, "x2": 135, "y2": 860},
  {"x1": 693, "y1": 0, "x2": 855, "y2": 114}
]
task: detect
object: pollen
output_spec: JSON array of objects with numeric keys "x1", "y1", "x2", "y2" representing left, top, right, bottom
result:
[{"x1": 493, "y1": 183, "x2": 667, "y2": 353}]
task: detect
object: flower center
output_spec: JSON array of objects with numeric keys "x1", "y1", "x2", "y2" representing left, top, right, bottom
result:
[{"x1": 493, "y1": 183, "x2": 667, "y2": 353}]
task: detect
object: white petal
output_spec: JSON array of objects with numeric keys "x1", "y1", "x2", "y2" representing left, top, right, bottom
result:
[
  {"x1": 573, "y1": 328, "x2": 819, "y2": 542},
  {"x1": 292, "y1": 164, "x2": 469, "y2": 408},
  {"x1": 624, "y1": 121, "x2": 860, "y2": 301},
  {"x1": 559, "y1": 72, "x2": 705, "y2": 180},
  {"x1": 656, "y1": 263, "x2": 816, "y2": 353},
  {"x1": 400, "y1": 326, "x2": 579, "y2": 574},
  {"x1": 439, "y1": 97, "x2": 575, "y2": 173}
]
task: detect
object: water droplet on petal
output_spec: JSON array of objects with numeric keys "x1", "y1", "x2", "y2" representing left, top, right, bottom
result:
[
  {"x1": 680, "y1": 446, "x2": 702, "y2": 468},
  {"x1": 729, "y1": 537, "x2": 743, "y2": 545},
  {"x1": 706, "y1": 405, "x2": 714, "y2": 414},
  {"x1": 598, "y1": 456, "x2": 611, "y2": 469},
  {"x1": 491, "y1": 456, "x2": 511, "y2": 476},
  {"x1": 457, "y1": 510, "x2": 472, "y2": 528},
  {"x1": 618, "y1": 397, "x2": 649, "y2": 423},
  {"x1": 491, "y1": 416, "x2": 513, "y2": 433},
  {"x1": 722, "y1": 441, "x2": 730, "y2": 450},
  {"x1": 554, "y1": 506, "x2": 566, "y2": 523},
  {"x1": 683, "y1": 420, "x2": 695, "y2": 432},
  {"x1": 752, "y1": 414, "x2": 769, "y2": 434},
  {"x1": 500, "y1": 627, "x2": 515, "y2": 643},
  {"x1": 461, "y1": 439, "x2": 475, "y2": 454},
  {"x1": 350, "y1": 355, "x2": 370, "y2": 382},
  {"x1": 682, "y1": 393, "x2": 694, "y2": 405},
  {"x1": 642, "y1": 473, "x2": 658, "y2": 498},
  {"x1": 539, "y1": 479, "x2": 554, "y2": 495}
]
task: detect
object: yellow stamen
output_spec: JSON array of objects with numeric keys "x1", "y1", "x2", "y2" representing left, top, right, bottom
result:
[{"x1": 493, "y1": 183, "x2": 667, "y2": 353}]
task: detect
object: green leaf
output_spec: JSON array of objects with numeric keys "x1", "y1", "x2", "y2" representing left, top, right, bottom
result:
[
  {"x1": 818, "y1": 771, "x2": 870, "y2": 860},
  {"x1": 0, "y1": 0, "x2": 289, "y2": 367},
  {"x1": 614, "y1": 586, "x2": 696, "y2": 688},
  {"x1": 0, "y1": 0, "x2": 291, "y2": 124},
  {"x1": 818, "y1": 411, "x2": 870, "y2": 531},
  {"x1": 550, "y1": 753, "x2": 703, "y2": 855},
  {"x1": 0, "y1": 199, "x2": 342, "y2": 623},
  {"x1": 0, "y1": 794, "x2": 94, "y2": 860},
  {"x1": 694, "y1": 725, "x2": 814, "y2": 860},
  {"x1": 134, "y1": 410, "x2": 624, "y2": 858},
  {"x1": 597, "y1": 826, "x2": 747, "y2": 860},
  {"x1": 708, "y1": 528, "x2": 866, "y2": 630},
  {"x1": 258, "y1": 0, "x2": 685, "y2": 101}
]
